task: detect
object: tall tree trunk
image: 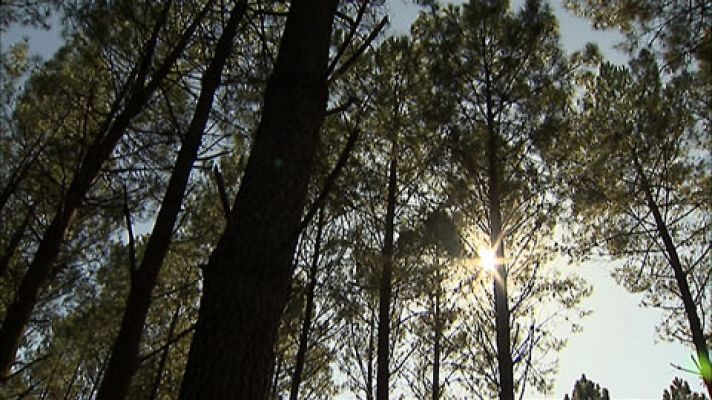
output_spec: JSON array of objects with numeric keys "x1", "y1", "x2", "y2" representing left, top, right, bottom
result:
[
  {"x1": 62, "y1": 360, "x2": 82, "y2": 400},
  {"x1": 289, "y1": 207, "x2": 325, "y2": 400},
  {"x1": 270, "y1": 353, "x2": 282, "y2": 398},
  {"x1": 432, "y1": 264, "x2": 441, "y2": 400},
  {"x1": 95, "y1": 3, "x2": 246, "y2": 398},
  {"x1": 486, "y1": 87, "x2": 514, "y2": 400},
  {"x1": 367, "y1": 307, "x2": 375, "y2": 400},
  {"x1": 178, "y1": 1, "x2": 338, "y2": 398},
  {"x1": 0, "y1": 1, "x2": 208, "y2": 381},
  {"x1": 148, "y1": 304, "x2": 182, "y2": 400},
  {"x1": 631, "y1": 152, "x2": 712, "y2": 397},
  {"x1": 376, "y1": 147, "x2": 398, "y2": 400}
]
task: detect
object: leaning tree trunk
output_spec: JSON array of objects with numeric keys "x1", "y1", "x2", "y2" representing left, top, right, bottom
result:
[
  {"x1": 148, "y1": 304, "x2": 181, "y2": 400},
  {"x1": 376, "y1": 148, "x2": 398, "y2": 400},
  {"x1": 0, "y1": 0, "x2": 208, "y2": 381},
  {"x1": 178, "y1": 1, "x2": 338, "y2": 398},
  {"x1": 95, "y1": 3, "x2": 246, "y2": 399},
  {"x1": 631, "y1": 152, "x2": 712, "y2": 397},
  {"x1": 289, "y1": 207, "x2": 325, "y2": 400}
]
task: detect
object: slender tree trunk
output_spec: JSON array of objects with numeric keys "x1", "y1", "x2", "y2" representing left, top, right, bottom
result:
[
  {"x1": 432, "y1": 265, "x2": 441, "y2": 400},
  {"x1": 486, "y1": 88, "x2": 514, "y2": 400},
  {"x1": 366, "y1": 308, "x2": 376, "y2": 400},
  {"x1": 178, "y1": 1, "x2": 338, "y2": 398},
  {"x1": 367, "y1": 307, "x2": 375, "y2": 400},
  {"x1": 95, "y1": 4, "x2": 246, "y2": 399},
  {"x1": 270, "y1": 354, "x2": 282, "y2": 398},
  {"x1": 88, "y1": 351, "x2": 110, "y2": 399},
  {"x1": 376, "y1": 147, "x2": 398, "y2": 400},
  {"x1": 148, "y1": 304, "x2": 182, "y2": 400},
  {"x1": 632, "y1": 152, "x2": 712, "y2": 397},
  {"x1": 0, "y1": 98, "x2": 138, "y2": 386},
  {"x1": 0, "y1": 1, "x2": 207, "y2": 381},
  {"x1": 289, "y1": 207, "x2": 325, "y2": 400},
  {"x1": 62, "y1": 361, "x2": 81, "y2": 400}
]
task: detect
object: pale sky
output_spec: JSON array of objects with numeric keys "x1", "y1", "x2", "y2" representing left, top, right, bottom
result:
[
  {"x1": 386, "y1": 1, "x2": 704, "y2": 398},
  {"x1": 2, "y1": 1, "x2": 705, "y2": 399}
]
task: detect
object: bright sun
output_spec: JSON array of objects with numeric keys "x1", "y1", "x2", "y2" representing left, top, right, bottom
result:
[{"x1": 479, "y1": 247, "x2": 497, "y2": 271}]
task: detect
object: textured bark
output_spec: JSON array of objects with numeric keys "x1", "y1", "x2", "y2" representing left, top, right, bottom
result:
[
  {"x1": 376, "y1": 151, "x2": 397, "y2": 400},
  {"x1": 486, "y1": 82, "x2": 514, "y2": 400},
  {"x1": 289, "y1": 207, "x2": 325, "y2": 400},
  {"x1": 178, "y1": 1, "x2": 338, "y2": 398},
  {"x1": 632, "y1": 152, "x2": 712, "y2": 397},
  {"x1": 95, "y1": 3, "x2": 246, "y2": 398},
  {"x1": 0, "y1": 0, "x2": 208, "y2": 381}
]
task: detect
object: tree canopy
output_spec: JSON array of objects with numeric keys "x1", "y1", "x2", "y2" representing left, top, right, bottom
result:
[{"x1": 0, "y1": 0, "x2": 709, "y2": 399}]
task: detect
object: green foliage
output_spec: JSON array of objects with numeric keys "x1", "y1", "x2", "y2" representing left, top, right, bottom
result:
[
  {"x1": 565, "y1": 0, "x2": 710, "y2": 72},
  {"x1": 0, "y1": 1, "x2": 59, "y2": 32},
  {"x1": 410, "y1": 1, "x2": 592, "y2": 396},
  {"x1": 662, "y1": 377, "x2": 708, "y2": 400},
  {"x1": 566, "y1": 50, "x2": 710, "y2": 347},
  {"x1": 563, "y1": 374, "x2": 610, "y2": 400},
  {"x1": 3, "y1": 0, "x2": 708, "y2": 398}
]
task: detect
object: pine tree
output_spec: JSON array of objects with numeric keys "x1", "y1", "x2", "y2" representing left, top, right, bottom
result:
[{"x1": 563, "y1": 374, "x2": 610, "y2": 400}]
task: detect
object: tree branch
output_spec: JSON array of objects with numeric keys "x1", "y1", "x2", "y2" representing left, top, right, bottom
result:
[
  {"x1": 295, "y1": 127, "x2": 360, "y2": 235},
  {"x1": 213, "y1": 165, "x2": 232, "y2": 227},
  {"x1": 123, "y1": 185, "x2": 138, "y2": 279},
  {"x1": 327, "y1": 16, "x2": 389, "y2": 86}
]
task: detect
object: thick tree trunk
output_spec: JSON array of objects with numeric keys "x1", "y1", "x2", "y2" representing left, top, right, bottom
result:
[
  {"x1": 0, "y1": 1, "x2": 206, "y2": 381},
  {"x1": 289, "y1": 207, "x2": 325, "y2": 400},
  {"x1": 632, "y1": 153, "x2": 712, "y2": 397},
  {"x1": 486, "y1": 92, "x2": 514, "y2": 400},
  {"x1": 178, "y1": 1, "x2": 338, "y2": 398},
  {"x1": 95, "y1": 3, "x2": 246, "y2": 398},
  {"x1": 376, "y1": 150, "x2": 398, "y2": 400}
]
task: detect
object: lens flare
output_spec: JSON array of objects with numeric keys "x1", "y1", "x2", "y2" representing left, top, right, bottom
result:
[{"x1": 480, "y1": 247, "x2": 497, "y2": 271}]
